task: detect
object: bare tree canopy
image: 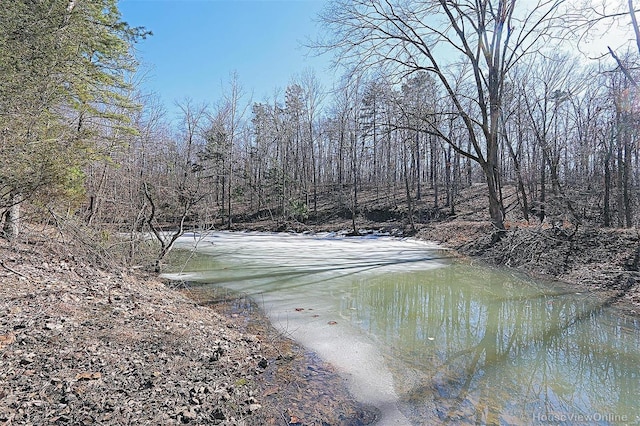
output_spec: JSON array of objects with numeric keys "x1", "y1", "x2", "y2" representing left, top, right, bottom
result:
[{"x1": 316, "y1": 0, "x2": 567, "y2": 229}]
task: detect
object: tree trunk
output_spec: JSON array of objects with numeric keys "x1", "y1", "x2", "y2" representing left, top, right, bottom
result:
[
  {"x1": 431, "y1": 135, "x2": 439, "y2": 208},
  {"x1": 351, "y1": 131, "x2": 359, "y2": 236},
  {"x1": 505, "y1": 138, "x2": 530, "y2": 222},
  {"x1": 604, "y1": 149, "x2": 612, "y2": 227},
  {"x1": 404, "y1": 142, "x2": 415, "y2": 232},
  {"x1": 415, "y1": 132, "x2": 421, "y2": 200},
  {"x1": 485, "y1": 127, "x2": 505, "y2": 230},
  {"x1": 2, "y1": 192, "x2": 21, "y2": 240},
  {"x1": 616, "y1": 135, "x2": 625, "y2": 227},
  {"x1": 310, "y1": 125, "x2": 318, "y2": 218},
  {"x1": 444, "y1": 146, "x2": 452, "y2": 208},
  {"x1": 485, "y1": 166, "x2": 505, "y2": 231},
  {"x1": 623, "y1": 131, "x2": 632, "y2": 228},
  {"x1": 540, "y1": 150, "x2": 547, "y2": 223},
  {"x1": 227, "y1": 166, "x2": 232, "y2": 229},
  {"x1": 220, "y1": 174, "x2": 226, "y2": 227}
]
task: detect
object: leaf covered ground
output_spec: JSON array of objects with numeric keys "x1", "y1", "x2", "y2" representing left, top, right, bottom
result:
[{"x1": 0, "y1": 237, "x2": 377, "y2": 425}]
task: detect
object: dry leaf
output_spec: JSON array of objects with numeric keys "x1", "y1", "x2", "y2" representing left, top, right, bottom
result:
[
  {"x1": 75, "y1": 372, "x2": 102, "y2": 380},
  {"x1": 0, "y1": 332, "x2": 16, "y2": 350},
  {"x1": 263, "y1": 386, "x2": 279, "y2": 397}
]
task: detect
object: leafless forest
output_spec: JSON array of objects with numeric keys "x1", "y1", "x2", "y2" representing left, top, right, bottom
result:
[{"x1": 1, "y1": 1, "x2": 639, "y2": 268}]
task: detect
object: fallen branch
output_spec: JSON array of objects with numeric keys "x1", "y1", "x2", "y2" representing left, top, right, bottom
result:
[{"x1": 0, "y1": 261, "x2": 29, "y2": 279}]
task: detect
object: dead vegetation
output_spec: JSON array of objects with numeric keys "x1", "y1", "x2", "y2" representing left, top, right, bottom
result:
[{"x1": 0, "y1": 234, "x2": 375, "y2": 425}]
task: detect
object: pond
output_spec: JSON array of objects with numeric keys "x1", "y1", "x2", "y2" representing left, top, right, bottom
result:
[{"x1": 162, "y1": 231, "x2": 640, "y2": 425}]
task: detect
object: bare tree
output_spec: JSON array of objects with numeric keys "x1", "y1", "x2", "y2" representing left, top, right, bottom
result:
[
  {"x1": 299, "y1": 69, "x2": 326, "y2": 218},
  {"x1": 519, "y1": 54, "x2": 579, "y2": 223},
  {"x1": 143, "y1": 100, "x2": 210, "y2": 272},
  {"x1": 317, "y1": 0, "x2": 566, "y2": 230},
  {"x1": 220, "y1": 73, "x2": 248, "y2": 229}
]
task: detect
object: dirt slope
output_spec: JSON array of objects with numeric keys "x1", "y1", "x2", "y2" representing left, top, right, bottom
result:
[{"x1": 0, "y1": 237, "x2": 376, "y2": 425}]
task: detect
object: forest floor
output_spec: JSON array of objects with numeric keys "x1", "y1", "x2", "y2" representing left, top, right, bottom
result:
[
  {"x1": 1, "y1": 184, "x2": 639, "y2": 425},
  {"x1": 0, "y1": 235, "x2": 378, "y2": 425}
]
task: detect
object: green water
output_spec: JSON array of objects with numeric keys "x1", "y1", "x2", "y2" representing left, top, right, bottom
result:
[
  {"x1": 350, "y1": 266, "x2": 640, "y2": 424},
  {"x1": 164, "y1": 232, "x2": 640, "y2": 425}
]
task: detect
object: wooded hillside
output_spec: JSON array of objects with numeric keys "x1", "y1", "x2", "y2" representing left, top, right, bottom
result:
[{"x1": 1, "y1": 0, "x2": 639, "y2": 272}]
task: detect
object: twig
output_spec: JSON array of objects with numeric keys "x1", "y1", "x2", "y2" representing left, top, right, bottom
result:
[
  {"x1": 0, "y1": 261, "x2": 29, "y2": 279},
  {"x1": 2, "y1": 412, "x2": 15, "y2": 426}
]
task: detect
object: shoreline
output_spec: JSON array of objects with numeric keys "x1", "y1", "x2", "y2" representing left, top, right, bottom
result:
[
  {"x1": 226, "y1": 218, "x2": 640, "y2": 312},
  {"x1": 179, "y1": 283, "x2": 381, "y2": 425},
  {"x1": 416, "y1": 222, "x2": 640, "y2": 313},
  {"x1": 0, "y1": 236, "x2": 378, "y2": 425}
]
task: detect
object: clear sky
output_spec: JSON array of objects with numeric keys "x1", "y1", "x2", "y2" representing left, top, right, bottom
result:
[
  {"x1": 119, "y1": 0, "x2": 634, "y2": 120},
  {"x1": 119, "y1": 0, "x2": 334, "y2": 116}
]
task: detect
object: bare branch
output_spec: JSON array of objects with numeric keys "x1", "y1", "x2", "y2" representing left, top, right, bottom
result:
[{"x1": 608, "y1": 46, "x2": 638, "y2": 86}]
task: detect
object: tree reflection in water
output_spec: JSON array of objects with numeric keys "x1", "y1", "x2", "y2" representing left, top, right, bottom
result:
[
  {"x1": 344, "y1": 264, "x2": 640, "y2": 424},
  {"x1": 165, "y1": 233, "x2": 640, "y2": 425}
]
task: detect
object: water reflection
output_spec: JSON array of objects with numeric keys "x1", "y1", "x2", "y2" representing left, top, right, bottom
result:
[
  {"x1": 164, "y1": 233, "x2": 640, "y2": 425},
  {"x1": 346, "y1": 265, "x2": 640, "y2": 424}
]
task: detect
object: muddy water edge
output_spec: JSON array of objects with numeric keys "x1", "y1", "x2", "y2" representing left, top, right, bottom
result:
[{"x1": 180, "y1": 285, "x2": 381, "y2": 426}]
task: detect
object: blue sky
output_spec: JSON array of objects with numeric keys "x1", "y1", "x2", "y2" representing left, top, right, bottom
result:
[
  {"x1": 118, "y1": 0, "x2": 633, "y2": 120},
  {"x1": 119, "y1": 0, "x2": 334, "y2": 115}
]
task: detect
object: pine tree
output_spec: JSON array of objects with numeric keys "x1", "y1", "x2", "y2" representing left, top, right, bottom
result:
[{"x1": 0, "y1": 0, "x2": 148, "y2": 239}]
